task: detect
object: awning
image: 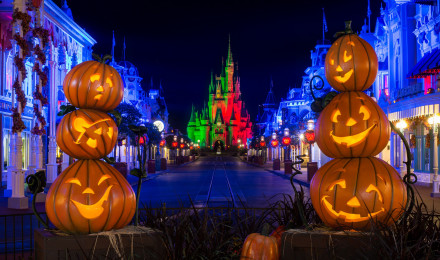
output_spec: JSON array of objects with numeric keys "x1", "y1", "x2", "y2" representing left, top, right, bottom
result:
[{"x1": 407, "y1": 48, "x2": 440, "y2": 78}]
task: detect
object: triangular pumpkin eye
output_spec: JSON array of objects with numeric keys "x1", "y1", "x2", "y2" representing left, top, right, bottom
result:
[
  {"x1": 359, "y1": 105, "x2": 371, "y2": 120},
  {"x1": 94, "y1": 128, "x2": 102, "y2": 135}
]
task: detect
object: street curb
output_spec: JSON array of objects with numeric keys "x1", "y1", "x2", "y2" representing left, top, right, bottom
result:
[
  {"x1": 239, "y1": 158, "x2": 310, "y2": 188},
  {"x1": 130, "y1": 157, "x2": 200, "y2": 186}
]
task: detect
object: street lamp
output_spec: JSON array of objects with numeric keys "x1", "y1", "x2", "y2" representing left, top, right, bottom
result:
[{"x1": 429, "y1": 114, "x2": 440, "y2": 197}]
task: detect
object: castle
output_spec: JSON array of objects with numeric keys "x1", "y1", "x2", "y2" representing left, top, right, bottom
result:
[{"x1": 187, "y1": 40, "x2": 252, "y2": 149}]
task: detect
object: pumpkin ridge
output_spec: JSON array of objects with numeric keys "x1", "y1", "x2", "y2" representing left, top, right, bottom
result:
[
  {"x1": 356, "y1": 92, "x2": 369, "y2": 156},
  {"x1": 58, "y1": 112, "x2": 77, "y2": 158},
  {"x1": 377, "y1": 158, "x2": 396, "y2": 218},
  {"x1": 91, "y1": 160, "x2": 111, "y2": 232},
  {"x1": 85, "y1": 63, "x2": 101, "y2": 108},
  {"x1": 102, "y1": 67, "x2": 117, "y2": 111},
  {"x1": 348, "y1": 35, "x2": 357, "y2": 91},
  {"x1": 67, "y1": 159, "x2": 85, "y2": 233},
  {"x1": 64, "y1": 64, "x2": 79, "y2": 107},
  {"x1": 96, "y1": 63, "x2": 107, "y2": 108},
  {"x1": 330, "y1": 95, "x2": 344, "y2": 158},
  {"x1": 86, "y1": 159, "x2": 92, "y2": 233},
  {"x1": 97, "y1": 160, "x2": 120, "y2": 230},
  {"x1": 336, "y1": 36, "x2": 347, "y2": 92},
  {"x1": 352, "y1": 158, "x2": 361, "y2": 218},
  {"x1": 357, "y1": 37, "x2": 372, "y2": 91},
  {"x1": 333, "y1": 158, "x2": 351, "y2": 226},
  {"x1": 348, "y1": 92, "x2": 354, "y2": 157},
  {"x1": 75, "y1": 62, "x2": 96, "y2": 108},
  {"x1": 369, "y1": 157, "x2": 379, "y2": 215},
  {"x1": 369, "y1": 95, "x2": 386, "y2": 156}
]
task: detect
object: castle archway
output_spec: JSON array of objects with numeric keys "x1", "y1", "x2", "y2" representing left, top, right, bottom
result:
[{"x1": 213, "y1": 140, "x2": 225, "y2": 151}]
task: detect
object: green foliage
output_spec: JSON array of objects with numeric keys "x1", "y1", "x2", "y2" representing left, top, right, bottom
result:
[
  {"x1": 115, "y1": 102, "x2": 142, "y2": 143},
  {"x1": 57, "y1": 104, "x2": 76, "y2": 116}
]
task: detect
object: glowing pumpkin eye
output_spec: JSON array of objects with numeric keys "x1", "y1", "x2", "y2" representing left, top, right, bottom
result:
[
  {"x1": 329, "y1": 59, "x2": 334, "y2": 65},
  {"x1": 328, "y1": 179, "x2": 346, "y2": 191},
  {"x1": 366, "y1": 184, "x2": 383, "y2": 203},
  {"x1": 66, "y1": 178, "x2": 81, "y2": 186},
  {"x1": 98, "y1": 174, "x2": 111, "y2": 185},
  {"x1": 359, "y1": 105, "x2": 371, "y2": 120},
  {"x1": 343, "y1": 51, "x2": 352, "y2": 62},
  {"x1": 331, "y1": 109, "x2": 341, "y2": 123}
]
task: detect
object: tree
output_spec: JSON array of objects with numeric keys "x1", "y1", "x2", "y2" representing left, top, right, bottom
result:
[{"x1": 114, "y1": 102, "x2": 142, "y2": 144}]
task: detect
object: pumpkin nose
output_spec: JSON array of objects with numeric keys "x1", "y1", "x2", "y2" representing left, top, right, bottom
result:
[
  {"x1": 346, "y1": 117, "x2": 357, "y2": 126},
  {"x1": 82, "y1": 188, "x2": 95, "y2": 195},
  {"x1": 346, "y1": 196, "x2": 361, "y2": 208},
  {"x1": 336, "y1": 65, "x2": 343, "y2": 72}
]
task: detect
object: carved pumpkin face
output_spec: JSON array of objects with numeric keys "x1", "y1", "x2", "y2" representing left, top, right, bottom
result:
[
  {"x1": 46, "y1": 159, "x2": 136, "y2": 234},
  {"x1": 315, "y1": 92, "x2": 390, "y2": 158},
  {"x1": 63, "y1": 60, "x2": 124, "y2": 111},
  {"x1": 325, "y1": 33, "x2": 378, "y2": 92},
  {"x1": 56, "y1": 109, "x2": 118, "y2": 159},
  {"x1": 310, "y1": 157, "x2": 407, "y2": 230}
]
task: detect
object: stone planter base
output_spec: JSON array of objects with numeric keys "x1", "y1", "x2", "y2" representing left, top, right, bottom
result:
[
  {"x1": 281, "y1": 229, "x2": 377, "y2": 259},
  {"x1": 35, "y1": 226, "x2": 166, "y2": 259},
  {"x1": 273, "y1": 159, "x2": 280, "y2": 170}
]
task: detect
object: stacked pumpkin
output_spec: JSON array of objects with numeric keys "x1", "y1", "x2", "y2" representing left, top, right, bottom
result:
[
  {"x1": 311, "y1": 22, "x2": 407, "y2": 230},
  {"x1": 46, "y1": 60, "x2": 136, "y2": 234}
]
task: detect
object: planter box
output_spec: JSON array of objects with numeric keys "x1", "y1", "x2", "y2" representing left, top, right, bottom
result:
[
  {"x1": 281, "y1": 229, "x2": 377, "y2": 260},
  {"x1": 35, "y1": 226, "x2": 166, "y2": 259},
  {"x1": 148, "y1": 160, "x2": 156, "y2": 174},
  {"x1": 160, "y1": 158, "x2": 167, "y2": 170}
]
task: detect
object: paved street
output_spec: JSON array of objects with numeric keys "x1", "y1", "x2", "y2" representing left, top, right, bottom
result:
[{"x1": 136, "y1": 155, "x2": 306, "y2": 209}]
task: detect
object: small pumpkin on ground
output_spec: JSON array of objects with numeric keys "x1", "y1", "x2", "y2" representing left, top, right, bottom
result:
[
  {"x1": 240, "y1": 224, "x2": 279, "y2": 260},
  {"x1": 269, "y1": 225, "x2": 285, "y2": 249}
]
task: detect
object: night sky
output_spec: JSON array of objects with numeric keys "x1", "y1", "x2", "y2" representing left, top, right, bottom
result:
[{"x1": 62, "y1": 0, "x2": 382, "y2": 133}]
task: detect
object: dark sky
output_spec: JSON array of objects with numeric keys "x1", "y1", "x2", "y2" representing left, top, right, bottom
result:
[{"x1": 62, "y1": 0, "x2": 382, "y2": 133}]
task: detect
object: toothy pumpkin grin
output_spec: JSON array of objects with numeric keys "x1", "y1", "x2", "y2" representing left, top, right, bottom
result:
[
  {"x1": 71, "y1": 185, "x2": 113, "y2": 219},
  {"x1": 330, "y1": 124, "x2": 376, "y2": 147},
  {"x1": 321, "y1": 196, "x2": 385, "y2": 223}
]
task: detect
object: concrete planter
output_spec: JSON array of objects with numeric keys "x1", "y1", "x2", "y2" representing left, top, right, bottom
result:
[
  {"x1": 35, "y1": 226, "x2": 167, "y2": 259},
  {"x1": 280, "y1": 229, "x2": 377, "y2": 259}
]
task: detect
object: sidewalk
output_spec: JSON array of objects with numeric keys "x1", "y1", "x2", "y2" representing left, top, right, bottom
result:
[{"x1": 245, "y1": 158, "x2": 440, "y2": 213}]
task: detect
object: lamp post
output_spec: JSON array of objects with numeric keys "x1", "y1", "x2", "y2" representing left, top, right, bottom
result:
[
  {"x1": 396, "y1": 120, "x2": 408, "y2": 177},
  {"x1": 428, "y1": 114, "x2": 440, "y2": 197},
  {"x1": 282, "y1": 128, "x2": 292, "y2": 174},
  {"x1": 307, "y1": 119, "x2": 315, "y2": 162},
  {"x1": 272, "y1": 132, "x2": 280, "y2": 170}
]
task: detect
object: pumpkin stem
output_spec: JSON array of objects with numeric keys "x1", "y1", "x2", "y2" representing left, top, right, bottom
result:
[
  {"x1": 333, "y1": 20, "x2": 355, "y2": 38},
  {"x1": 102, "y1": 55, "x2": 113, "y2": 64},
  {"x1": 92, "y1": 53, "x2": 102, "y2": 63},
  {"x1": 261, "y1": 223, "x2": 271, "y2": 236}
]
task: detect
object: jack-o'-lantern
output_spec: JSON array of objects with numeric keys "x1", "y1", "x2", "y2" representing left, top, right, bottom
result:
[
  {"x1": 315, "y1": 91, "x2": 390, "y2": 158},
  {"x1": 56, "y1": 109, "x2": 118, "y2": 159},
  {"x1": 63, "y1": 60, "x2": 123, "y2": 111},
  {"x1": 46, "y1": 159, "x2": 136, "y2": 234},
  {"x1": 310, "y1": 157, "x2": 407, "y2": 230},
  {"x1": 325, "y1": 23, "x2": 378, "y2": 92}
]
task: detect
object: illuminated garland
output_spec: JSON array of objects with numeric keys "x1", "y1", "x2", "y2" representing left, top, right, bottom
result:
[
  {"x1": 11, "y1": 8, "x2": 32, "y2": 133},
  {"x1": 31, "y1": 24, "x2": 49, "y2": 135}
]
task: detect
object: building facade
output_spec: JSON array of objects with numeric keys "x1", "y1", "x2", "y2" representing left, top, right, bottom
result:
[{"x1": 187, "y1": 41, "x2": 252, "y2": 149}]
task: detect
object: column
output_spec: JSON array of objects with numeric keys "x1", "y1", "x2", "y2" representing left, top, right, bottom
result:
[
  {"x1": 27, "y1": 135, "x2": 36, "y2": 175},
  {"x1": 46, "y1": 60, "x2": 58, "y2": 183},
  {"x1": 432, "y1": 125, "x2": 440, "y2": 197},
  {"x1": 61, "y1": 152, "x2": 69, "y2": 171},
  {"x1": 399, "y1": 130, "x2": 405, "y2": 178},
  {"x1": 5, "y1": 134, "x2": 15, "y2": 197}
]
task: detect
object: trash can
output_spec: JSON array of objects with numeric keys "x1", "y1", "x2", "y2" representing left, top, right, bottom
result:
[{"x1": 307, "y1": 162, "x2": 318, "y2": 182}]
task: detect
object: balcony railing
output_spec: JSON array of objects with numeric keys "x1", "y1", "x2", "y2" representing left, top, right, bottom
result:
[{"x1": 395, "y1": 83, "x2": 424, "y2": 100}]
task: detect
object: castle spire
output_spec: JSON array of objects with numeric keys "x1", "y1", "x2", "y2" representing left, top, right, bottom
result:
[
  {"x1": 189, "y1": 104, "x2": 196, "y2": 122},
  {"x1": 226, "y1": 34, "x2": 233, "y2": 65},
  {"x1": 111, "y1": 30, "x2": 115, "y2": 64}
]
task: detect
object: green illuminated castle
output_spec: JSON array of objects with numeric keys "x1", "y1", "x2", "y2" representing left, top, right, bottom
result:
[{"x1": 187, "y1": 40, "x2": 253, "y2": 149}]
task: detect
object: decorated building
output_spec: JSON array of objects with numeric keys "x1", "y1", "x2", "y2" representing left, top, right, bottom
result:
[
  {"x1": 372, "y1": 0, "x2": 440, "y2": 189},
  {"x1": 187, "y1": 41, "x2": 252, "y2": 149},
  {"x1": 0, "y1": 0, "x2": 95, "y2": 207}
]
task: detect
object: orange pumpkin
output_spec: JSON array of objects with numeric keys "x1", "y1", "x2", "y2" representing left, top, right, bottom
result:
[
  {"x1": 46, "y1": 159, "x2": 136, "y2": 234},
  {"x1": 325, "y1": 29, "x2": 378, "y2": 92},
  {"x1": 315, "y1": 91, "x2": 390, "y2": 158},
  {"x1": 270, "y1": 225, "x2": 285, "y2": 249},
  {"x1": 63, "y1": 60, "x2": 123, "y2": 111},
  {"x1": 240, "y1": 226, "x2": 279, "y2": 260},
  {"x1": 310, "y1": 157, "x2": 407, "y2": 230},
  {"x1": 56, "y1": 109, "x2": 118, "y2": 160}
]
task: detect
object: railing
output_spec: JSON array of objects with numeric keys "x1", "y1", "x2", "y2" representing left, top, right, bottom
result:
[
  {"x1": 395, "y1": 83, "x2": 424, "y2": 100},
  {"x1": 1, "y1": 206, "x2": 439, "y2": 258},
  {"x1": 0, "y1": 212, "x2": 51, "y2": 259}
]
